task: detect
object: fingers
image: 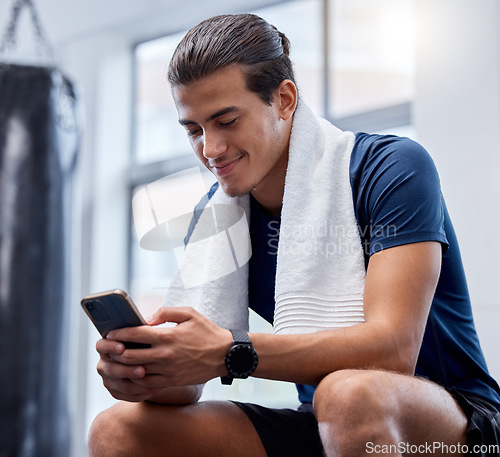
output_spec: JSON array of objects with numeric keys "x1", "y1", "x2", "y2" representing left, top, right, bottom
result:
[
  {"x1": 130, "y1": 374, "x2": 169, "y2": 389},
  {"x1": 147, "y1": 306, "x2": 198, "y2": 326},
  {"x1": 107, "y1": 325, "x2": 155, "y2": 346},
  {"x1": 104, "y1": 378, "x2": 157, "y2": 402},
  {"x1": 96, "y1": 339, "x2": 155, "y2": 401},
  {"x1": 94, "y1": 306, "x2": 209, "y2": 399},
  {"x1": 96, "y1": 337, "x2": 125, "y2": 356},
  {"x1": 97, "y1": 355, "x2": 146, "y2": 379},
  {"x1": 105, "y1": 307, "x2": 199, "y2": 344}
]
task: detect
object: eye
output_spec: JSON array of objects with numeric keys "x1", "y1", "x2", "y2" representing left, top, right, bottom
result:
[
  {"x1": 186, "y1": 128, "x2": 202, "y2": 138},
  {"x1": 219, "y1": 118, "x2": 237, "y2": 128}
]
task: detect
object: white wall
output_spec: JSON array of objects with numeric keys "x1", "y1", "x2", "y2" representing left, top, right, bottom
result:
[{"x1": 414, "y1": 0, "x2": 500, "y2": 380}]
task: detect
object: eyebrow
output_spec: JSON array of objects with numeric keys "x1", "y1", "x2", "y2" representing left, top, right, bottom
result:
[{"x1": 178, "y1": 106, "x2": 240, "y2": 126}]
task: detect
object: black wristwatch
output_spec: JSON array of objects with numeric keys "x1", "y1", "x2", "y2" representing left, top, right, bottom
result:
[{"x1": 221, "y1": 329, "x2": 259, "y2": 385}]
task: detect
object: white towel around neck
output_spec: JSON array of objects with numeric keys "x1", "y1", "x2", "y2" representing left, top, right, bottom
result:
[{"x1": 162, "y1": 102, "x2": 366, "y2": 335}]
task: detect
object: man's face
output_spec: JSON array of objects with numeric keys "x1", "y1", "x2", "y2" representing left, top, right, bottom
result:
[{"x1": 172, "y1": 66, "x2": 291, "y2": 198}]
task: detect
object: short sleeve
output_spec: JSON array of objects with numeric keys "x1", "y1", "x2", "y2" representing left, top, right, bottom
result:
[{"x1": 350, "y1": 134, "x2": 449, "y2": 256}]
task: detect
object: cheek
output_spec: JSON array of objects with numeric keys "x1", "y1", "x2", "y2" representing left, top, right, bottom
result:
[
  {"x1": 256, "y1": 121, "x2": 283, "y2": 158},
  {"x1": 190, "y1": 139, "x2": 205, "y2": 161}
]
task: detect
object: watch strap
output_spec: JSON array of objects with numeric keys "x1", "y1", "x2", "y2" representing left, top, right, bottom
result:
[
  {"x1": 220, "y1": 375, "x2": 234, "y2": 385},
  {"x1": 229, "y1": 329, "x2": 250, "y2": 344}
]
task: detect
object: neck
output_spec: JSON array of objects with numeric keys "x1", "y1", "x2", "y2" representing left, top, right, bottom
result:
[{"x1": 250, "y1": 149, "x2": 288, "y2": 217}]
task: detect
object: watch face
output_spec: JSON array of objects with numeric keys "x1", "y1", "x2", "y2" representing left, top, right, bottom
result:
[{"x1": 226, "y1": 344, "x2": 258, "y2": 378}]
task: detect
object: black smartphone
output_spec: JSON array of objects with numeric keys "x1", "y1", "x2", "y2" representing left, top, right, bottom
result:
[{"x1": 81, "y1": 289, "x2": 150, "y2": 349}]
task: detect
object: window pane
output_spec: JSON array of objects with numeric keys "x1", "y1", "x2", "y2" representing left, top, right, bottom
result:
[
  {"x1": 129, "y1": 166, "x2": 216, "y2": 316},
  {"x1": 379, "y1": 124, "x2": 416, "y2": 141},
  {"x1": 329, "y1": 0, "x2": 415, "y2": 118},
  {"x1": 134, "y1": 31, "x2": 190, "y2": 164},
  {"x1": 255, "y1": 0, "x2": 323, "y2": 116}
]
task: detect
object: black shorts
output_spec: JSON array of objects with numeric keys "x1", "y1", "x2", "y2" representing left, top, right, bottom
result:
[
  {"x1": 234, "y1": 389, "x2": 500, "y2": 457},
  {"x1": 446, "y1": 389, "x2": 500, "y2": 456},
  {"x1": 233, "y1": 401, "x2": 323, "y2": 457}
]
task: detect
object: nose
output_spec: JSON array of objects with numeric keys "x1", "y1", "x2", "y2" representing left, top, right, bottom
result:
[{"x1": 202, "y1": 130, "x2": 228, "y2": 159}]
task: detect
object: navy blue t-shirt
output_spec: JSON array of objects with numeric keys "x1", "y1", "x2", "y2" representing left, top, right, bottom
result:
[{"x1": 247, "y1": 133, "x2": 500, "y2": 408}]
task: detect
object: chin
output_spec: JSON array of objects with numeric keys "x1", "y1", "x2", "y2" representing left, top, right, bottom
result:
[{"x1": 218, "y1": 180, "x2": 252, "y2": 198}]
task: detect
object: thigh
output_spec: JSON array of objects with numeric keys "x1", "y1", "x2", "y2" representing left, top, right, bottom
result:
[
  {"x1": 89, "y1": 400, "x2": 267, "y2": 457},
  {"x1": 314, "y1": 369, "x2": 469, "y2": 456},
  {"x1": 387, "y1": 373, "x2": 469, "y2": 452}
]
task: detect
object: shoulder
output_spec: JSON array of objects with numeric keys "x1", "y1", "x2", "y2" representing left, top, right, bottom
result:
[
  {"x1": 350, "y1": 133, "x2": 438, "y2": 182},
  {"x1": 349, "y1": 133, "x2": 441, "y2": 211},
  {"x1": 349, "y1": 133, "x2": 448, "y2": 255}
]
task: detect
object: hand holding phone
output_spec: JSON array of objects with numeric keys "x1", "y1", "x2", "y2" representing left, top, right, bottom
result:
[{"x1": 81, "y1": 289, "x2": 150, "y2": 349}]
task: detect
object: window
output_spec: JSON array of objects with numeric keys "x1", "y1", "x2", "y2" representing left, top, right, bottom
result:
[
  {"x1": 134, "y1": 31, "x2": 191, "y2": 165},
  {"x1": 256, "y1": 0, "x2": 324, "y2": 116},
  {"x1": 328, "y1": 0, "x2": 415, "y2": 119}
]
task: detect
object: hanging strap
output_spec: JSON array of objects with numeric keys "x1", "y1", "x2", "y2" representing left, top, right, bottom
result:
[{"x1": 0, "y1": 0, "x2": 55, "y2": 63}]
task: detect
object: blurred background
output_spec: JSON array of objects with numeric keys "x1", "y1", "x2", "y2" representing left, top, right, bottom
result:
[{"x1": 0, "y1": 0, "x2": 498, "y2": 455}]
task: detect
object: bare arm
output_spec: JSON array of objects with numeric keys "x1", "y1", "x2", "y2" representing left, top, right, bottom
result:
[
  {"x1": 251, "y1": 241, "x2": 442, "y2": 384},
  {"x1": 108, "y1": 241, "x2": 441, "y2": 389}
]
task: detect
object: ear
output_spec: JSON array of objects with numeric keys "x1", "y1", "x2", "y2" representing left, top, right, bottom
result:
[{"x1": 276, "y1": 79, "x2": 298, "y2": 121}]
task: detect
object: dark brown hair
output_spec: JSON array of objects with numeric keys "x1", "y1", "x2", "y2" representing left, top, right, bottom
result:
[{"x1": 167, "y1": 14, "x2": 296, "y2": 104}]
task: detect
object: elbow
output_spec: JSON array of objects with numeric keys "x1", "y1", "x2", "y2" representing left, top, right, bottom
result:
[
  {"x1": 378, "y1": 329, "x2": 421, "y2": 375},
  {"x1": 389, "y1": 339, "x2": 421, "y2": 375},
  {"x1": 147, "y1": 384, "x2": 204, "y2": 405},
  {"x1": 192, "y1": 384, "x2": 204, "y2": 402},
  {"x1": 390, "y1": 354, "x2": 418, "y2": 376},
  {"x1": 175, "y1": 384, "x2": 204, "y2": 404}
]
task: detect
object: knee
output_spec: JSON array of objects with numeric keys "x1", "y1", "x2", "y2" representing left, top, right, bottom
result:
[
  {"x1": 313, "y1": 369, "x2": 396, "y2": 421},
  {"x1": 313, "y1": 370, "x2": 401, "y2": 455},
  {"x1": 88, "y1": 404, "x2": 118, "y2": 457},
  {"x1": 88, "y1": 402, "x2": 146, "y2": 457}
]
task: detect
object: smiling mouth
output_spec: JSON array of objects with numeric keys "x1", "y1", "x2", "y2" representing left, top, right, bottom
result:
[{"x1": 211, "y1": 157, "x2": 242, "y2": 176}]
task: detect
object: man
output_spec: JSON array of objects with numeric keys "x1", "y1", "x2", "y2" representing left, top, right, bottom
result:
[{"x1": 89, "y1": 14, "x2": 500, "y2": 457}]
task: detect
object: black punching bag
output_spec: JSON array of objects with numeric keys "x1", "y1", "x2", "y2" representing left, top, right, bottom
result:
[{"x1": 0, "y1": 2, "x2": 80, "y2": 455}]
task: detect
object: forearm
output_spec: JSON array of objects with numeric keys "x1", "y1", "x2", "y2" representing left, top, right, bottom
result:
[
  {"x1": 248, "y1": 243, "x2": 441, "y2": 386},
  {"x1": 249, "y1": 322, "x2": 417, "y2": 386},
  {"x1": 147, "y1": 384, "x2": 204, "y2": 405}
]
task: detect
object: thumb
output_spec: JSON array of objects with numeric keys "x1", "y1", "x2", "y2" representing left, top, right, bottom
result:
[{"x1": 146, "y1": 306, "x2": 196, "y2": 326}]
